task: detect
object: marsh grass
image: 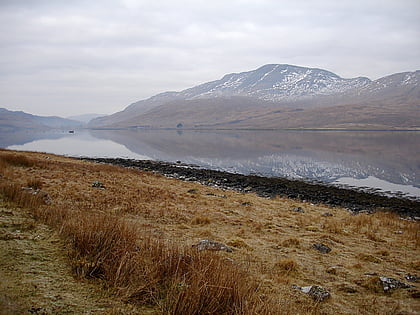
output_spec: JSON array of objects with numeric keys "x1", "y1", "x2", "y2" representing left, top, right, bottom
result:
[
  {"x1": 47, "y1": 209, "x2": 265, "y2": 314},
  {"x1": 0, "y1": 152, "x2": 274, "y2": 314},
  {"x1": 0, "y1": 152, "x2": 37, "y2": 168},
  {"x1": 274, "y1": 258, "x2": 299, "y2": 275},
  {"x1": 1, "y1": 150, "x2": 419, "y2": 315},
  {"x1": 0, "y1": 182, "x2": 46, "y2": 208}
]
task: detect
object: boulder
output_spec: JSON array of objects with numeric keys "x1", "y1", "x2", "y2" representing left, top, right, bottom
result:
[
  {"x1": 312, "y1": 243, "x2": 331, "y2": 253},
  {"x1": 293, "y1": 284, "x2": 331, "y2": 301},
  {"x1": 379, "y1": 276, "x2": 414, "y2": 292},
  {"x1": 405, "y1": 274, "x2": 419, "y2": 282},
  {"x1": 192, "y1": 240, "x2": 233, "y2": 253},
  {"x1": 92, "y1": 181, "x2": 105, "y2": 189},
  {"x1": 292, "y1": 207, "x2": 305, "y2": 213}
]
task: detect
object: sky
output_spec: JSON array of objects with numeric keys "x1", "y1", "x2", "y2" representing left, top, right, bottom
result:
[{"x1": 0, "y1": 0, "x2": 419, "y2": 117}]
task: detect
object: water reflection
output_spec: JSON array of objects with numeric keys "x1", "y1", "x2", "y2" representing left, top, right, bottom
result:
[
  {"x1": 5, "y1": 130, "x2": 149, "y2": 160},
  {"x1": 3, "y1": 128, "x2": 420, "y2": 197}
]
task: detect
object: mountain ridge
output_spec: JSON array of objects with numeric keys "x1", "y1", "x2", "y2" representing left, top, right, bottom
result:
[
  {"x1": 90, "y1": 64, "x2": 376, "y2": 128},
  {"x1": 89, "y1": 64, "x2": 419, "y2": 130},
  {"x1": 0, "y1": 108, "x2": 83, "y2": 132}
]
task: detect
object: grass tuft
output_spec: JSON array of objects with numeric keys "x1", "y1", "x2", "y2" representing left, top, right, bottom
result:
[
  {"x1": 0, "y1": 152, "x2": 37, "y2": 168},
  {"x1": 190, "y1": 215, "x2": 211, "y2": 225},
  {"x1": 0, "y1": 182, "x2": 46, "y2": 208},
  {"x1": 274, "y1": 258, "x2": 299, "y2": 275}
]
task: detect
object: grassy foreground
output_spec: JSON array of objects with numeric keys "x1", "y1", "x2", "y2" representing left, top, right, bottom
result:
[{"x1": 0, "y1": 149, "x2": 419, "y2": 314}]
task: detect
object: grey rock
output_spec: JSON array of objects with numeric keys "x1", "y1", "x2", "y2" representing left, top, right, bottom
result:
[
  {"x1": 405, "y1": 274, "x2": 419, "y2": 282},
  {"x1": 192, "y1": 240, "x2": 233, "y2": 253},
  {"x1": 312, "y1": 243, "x2": 332, "y2": 253},
  {"x1": 292, "y1": 207, "x2": 305, "y2": 213},
  {"x1": 293, "y1": 284, "x2": 331, "y2": 301},
  {"x1": 379, "y1": 276, "x2": 414, "y2": 292},
  {"x1": 92, "y1": 181, "x2": 105, "y2": 189}
]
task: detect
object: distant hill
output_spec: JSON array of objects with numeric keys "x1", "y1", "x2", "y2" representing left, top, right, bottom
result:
[
  {"x1": 0, "y1": 108, "x2": 83, "y2": 132},
  {"x1": 89, "y1": 64, "x2": 420, "y2": 130},
  {"x1": 67, "y1": 113, "x2": 105, "y2": 123}
]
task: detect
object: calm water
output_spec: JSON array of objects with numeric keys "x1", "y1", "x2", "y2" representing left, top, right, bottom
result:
[{"x1": 3, "y1": 129, "x2": 420, "y2": 198}]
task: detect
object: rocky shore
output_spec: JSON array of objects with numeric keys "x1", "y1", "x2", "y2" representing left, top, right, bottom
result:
[{"x1": 82, "y1": 158, "x2": 419, "y2": 218}]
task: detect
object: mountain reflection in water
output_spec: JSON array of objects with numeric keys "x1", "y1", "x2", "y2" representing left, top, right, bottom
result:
[{"x1": 4, "y1": 129, "x2": 420, "y2": 198}]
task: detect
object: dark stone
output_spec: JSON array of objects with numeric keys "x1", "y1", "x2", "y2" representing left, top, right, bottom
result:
[
  {"x1": 405, "y1": 274, "x2": 419, "y2": 282},
  {"x1": 192, "y1": 240, "x2": 233, "y2": 253},
  {"x1": 292, "y1": 207, "x2": 305, "y2": 213},
  {"x1": 92, "y1": 181, "x2": 105, "y2": 189},
  {"x1": 293, "y1": 284, "x2": 331, "y2": 301},
  {"x1": 312, "y1": 243, "x2": 331, "y2": 253},
  {"x1": 379, "y1": 276, "x2": 414, "y2": 292},
  {"x1": 321, "y1": 212, "x2": 333, "y2": 217}
]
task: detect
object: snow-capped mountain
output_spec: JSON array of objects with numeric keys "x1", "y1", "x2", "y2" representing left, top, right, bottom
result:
[
  {"x1": 89, "y1": 64, "x2": 419, "y2": 129},
  {"x1": 178, "y1": 64, "x2": 370, "y2": 101}
]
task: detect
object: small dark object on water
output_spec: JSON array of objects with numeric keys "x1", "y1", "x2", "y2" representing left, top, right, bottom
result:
[{"x1": 68, "y1": 130, "x2": 74, "y2": 134}]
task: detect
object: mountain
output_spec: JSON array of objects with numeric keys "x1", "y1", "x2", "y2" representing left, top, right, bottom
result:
[
  {"x1": 89, "y1": 64, "x2": 370, "y2": 127},
  {"x1": 0, "y1": 108, "x2": 83, "y2": 132},
  {"x1": 67, "y1": 113, "x2": 105, "y2": 124},
  {"x1": 89, "y1": 64, "x2": 420, "y2": 130},
  {"x1": 178, "y1": 64, "x2": 370, "y2": 101}
]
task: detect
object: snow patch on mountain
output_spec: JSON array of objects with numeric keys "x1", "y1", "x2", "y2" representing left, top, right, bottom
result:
[{"x1": 177, "y1": 64, "x2": 371, "y2": 102}]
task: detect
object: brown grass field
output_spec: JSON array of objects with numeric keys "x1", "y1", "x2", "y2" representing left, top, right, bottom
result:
[{"x1": 0, "y1": 149, "x2": 419, "y2": 314}]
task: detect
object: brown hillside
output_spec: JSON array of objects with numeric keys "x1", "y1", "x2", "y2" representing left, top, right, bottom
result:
[{"x1": 0, "y1": 149, "x2": 419, "y2": 314}]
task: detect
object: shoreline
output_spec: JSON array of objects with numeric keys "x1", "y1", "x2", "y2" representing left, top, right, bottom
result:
[
  {"x1": 87, "y1": 127, "x2": 420, "y2": 132},
  {"x1": 82, "y1": 157, "x2": 420, "y2": 218}
]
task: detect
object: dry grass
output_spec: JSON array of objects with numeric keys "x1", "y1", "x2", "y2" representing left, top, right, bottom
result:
[
  {"x1": 0, "y1": 151, "x2": 37, "y2": 168},
  {"x1": 190, "y1": 215, "x2": 211, "y2": 225},
  {"x1": 274, "y1": 258, "x2": 299, "y2": 275},
  {"x1": 281, "y1": 237, "x2": 301, "y2": 248},
  {"x1": 0, "y1": 149, "x2": 419, "y2": 315},
  {"x1": 31, "y1": 207, "x2": 267, "y2": 314},
  {"x1": 0, "y1": 182, "x2": 46, "y2": 208}
]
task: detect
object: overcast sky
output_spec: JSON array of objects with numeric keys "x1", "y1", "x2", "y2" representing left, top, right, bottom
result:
[{"x1": 0, "y1": 0, "x2": 419, "y2": 117}]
